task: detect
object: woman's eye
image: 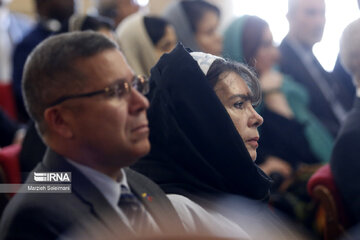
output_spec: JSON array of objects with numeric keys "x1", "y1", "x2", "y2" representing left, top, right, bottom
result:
[{"x1": 234, "y1": 101, "x2": 244, "y2": 109}]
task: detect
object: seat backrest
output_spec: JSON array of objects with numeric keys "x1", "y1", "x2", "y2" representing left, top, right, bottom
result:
[
  {"x1": 307, "y1": 164, "x2": 351, "y2": 240},
  {"x1": 0, "y1": 83, "x2": 18, "y2": 120}
]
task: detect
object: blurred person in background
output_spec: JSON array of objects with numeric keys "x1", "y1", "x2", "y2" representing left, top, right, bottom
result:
[
  {"x1": 163, "y1": 0, "x2": 222, "y2": 56},
  {"x1": 279, "y1": 0, "x2": 347, "y2": 138},
  {"x1": 0, "y1": 0, "x2": 33, "y2": 85},
  {"x1": 330, "y1": 17, "x2": 360, "y2": 227},
  {"x1": 69, "y1": 13, "x2": 116, "y2": 40},
  {"x1": 97, "y1": 0, "x2": 139, "y2": 27},
  {"x1": 12, "y1": 0, "x2": 76, "y2": 123},
  {"x1": 0, "y1": 0, "x2": 33, "y2": 121},
  {"x1": 116, "y1": 13, "x2": 177, "y2": 77},
  {"x1": 330, "y1": 0, "x2": 360, "y2": 113}
]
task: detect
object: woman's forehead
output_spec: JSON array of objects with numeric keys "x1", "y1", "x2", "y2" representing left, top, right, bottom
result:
[{"x1": 215, "y1": 72, "x2": 250, "y2": 96}]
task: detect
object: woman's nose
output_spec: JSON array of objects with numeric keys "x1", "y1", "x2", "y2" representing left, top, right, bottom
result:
[{"x1": 249, "y1": 106, "x2": 264, "y2": 128}]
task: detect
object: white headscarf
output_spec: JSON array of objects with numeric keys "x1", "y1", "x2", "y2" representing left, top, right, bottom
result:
[
  {"x1": 190, "y1": 52, "x2": 223, "y2": 75},
  {"x1": 116, "y1": 12, "x2": 157, "y2": 77}
]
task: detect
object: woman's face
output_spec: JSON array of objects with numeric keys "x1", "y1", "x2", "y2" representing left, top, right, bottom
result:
[
  {"x1": 155, "y1": 25, "x2": 177, "y2": 60},
  {"x1": 254, "y1": 27, "x2": 280, "y2": 74},
  {"x1": 214, "y1": 72, "x2": 263, "y2": 161},
  {"x1": 195, "y1": 11, "x2": 223, "y2": 56}
]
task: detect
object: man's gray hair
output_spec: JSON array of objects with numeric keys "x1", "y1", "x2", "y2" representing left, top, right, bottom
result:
[
  {"x1": 340, "y1": 18, "x2": 360, "y2": 85},
  {"x1": 22, "y1": 31, "x2": 117, "y2": 134}
]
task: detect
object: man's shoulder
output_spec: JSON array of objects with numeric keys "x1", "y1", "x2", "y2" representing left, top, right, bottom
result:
[
  {"x1": 0, "y1": 191, "x2": 90, "y2": 240},
  {"x1": 0, "y1": 153, "x2": 98, "y2": 240}
]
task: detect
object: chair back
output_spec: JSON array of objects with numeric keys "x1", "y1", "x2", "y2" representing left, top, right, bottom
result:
[
  {"x1": 0, "y1": 83, "x2": 17, "y2": 120},
  {"x1": 307, "y1": 164, "x2": 351, "y2": 240}
]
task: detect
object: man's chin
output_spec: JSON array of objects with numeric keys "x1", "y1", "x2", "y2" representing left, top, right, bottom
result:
[{"x1": 132, "y1": 140, "x2": 151, "y2": 159}]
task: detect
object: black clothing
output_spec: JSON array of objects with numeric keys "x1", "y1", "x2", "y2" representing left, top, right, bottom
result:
[
  {"x1": 256, "y1": 107, "x2": 320, "y2": 168},
  {"x1": 279, "y1": 37, "x2": 341, "y2": 137},
  {"x1": 132, "y1": 44, "x2": 271, "y2": 201},
  {"x1": 330, "y1": 97, "x2": 360, "y2": 224},
  {"x1": 19, "y1": 122, "x2": 46, "y2": 181},
  {"x1": 332, "y1": 56, "x2": 356, "y2": 111}
]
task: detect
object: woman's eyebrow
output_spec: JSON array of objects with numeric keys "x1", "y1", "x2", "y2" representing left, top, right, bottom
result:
[{"x1": 229, "y1": 94, "x2": 251, "y2": 101}]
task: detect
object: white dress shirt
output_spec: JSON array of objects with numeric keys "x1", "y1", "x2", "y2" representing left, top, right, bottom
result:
[{"x1": 66, "y1": 160, "x2": 159, "y2": 233}]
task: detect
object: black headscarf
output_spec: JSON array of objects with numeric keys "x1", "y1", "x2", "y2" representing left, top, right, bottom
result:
[{"x1": 131, "y1": 44, "x2": 271, "y2": 201}]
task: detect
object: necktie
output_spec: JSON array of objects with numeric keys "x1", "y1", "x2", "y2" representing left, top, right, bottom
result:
[{"x1": 118, "y1": 185, "x2": 152, "y2": 234}]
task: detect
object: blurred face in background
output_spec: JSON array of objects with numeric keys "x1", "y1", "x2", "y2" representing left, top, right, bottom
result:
[
  {"x1": 47, "y1": 0, "x2": 76, "y2": 23},
  {"x1": 116, "y1": 0, "x2": 139, "y2": 25},
  {"x1": 195, "y1": 10, "x2": 223, "y2": 56},
  {"x1": 154, "y1": 25, "x2": 177, "y2": 60},
  {"x1": 254, "y1": 27, "x2": 280, "y2": 74},
  {"x1": 287, "y1": 0, "x2": 326, "y2": 48}
]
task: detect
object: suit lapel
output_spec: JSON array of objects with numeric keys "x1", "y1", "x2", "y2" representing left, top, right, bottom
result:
[
  {"x1": 42, "y1": 149, "x2": 134, "y2": 237},
  {"x1": 125, "y1": 168, "x2": 185, "y2": 234}
]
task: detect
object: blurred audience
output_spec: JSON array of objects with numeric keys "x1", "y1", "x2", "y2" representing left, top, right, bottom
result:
[
  {"x1": 163, "y1": 0, "x2": 222, "y2": 56},
  {"x1": 116, "y1": 13, "x2": 177, "y2": 76},
  {"x1": 97, "y1": 0, "x2": 139, "y2": 27},
  {"x1": 279, "y1": 0, "x2": 347, "y2": 138},
  {"x1": 12, "y1": 0, "x2": 76, "y2": 122},
  {"x1": 0, "y1": 0, "x2": 33, "y2": 121},
  {"x1": 0, "y1": 0, "x2": 33, "y2": 85},
  {"x1": 330, "y1": 0, "x2": 360, "y2": 113},
  {"x1": 330, "y1": 18, "x2": 360, "y2": 226}
]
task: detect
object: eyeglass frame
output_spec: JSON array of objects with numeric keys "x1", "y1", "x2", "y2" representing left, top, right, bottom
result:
[{"x1": 46, "y1": 75, "x2": 149, "y2": 108}]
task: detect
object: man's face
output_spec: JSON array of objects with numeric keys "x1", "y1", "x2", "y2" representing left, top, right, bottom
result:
[
  {"x1": 288, "y1": 0, "x2": 326, "y2": 48},
  {"x1": 65, "y1": 49, "x2": 150, "y2": 168}
]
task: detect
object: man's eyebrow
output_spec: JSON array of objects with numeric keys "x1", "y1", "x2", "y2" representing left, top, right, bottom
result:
[{"x1": 228, "y1": 94, "x2": 251, "y2": 101}]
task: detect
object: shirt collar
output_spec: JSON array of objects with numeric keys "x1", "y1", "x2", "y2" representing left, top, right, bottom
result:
[
  {"x1": 66, "y1": 159, "x2": 129, "y2": 208},
  {"x1": 357, "y1": 88, "x2": 360, "y2": 98}
]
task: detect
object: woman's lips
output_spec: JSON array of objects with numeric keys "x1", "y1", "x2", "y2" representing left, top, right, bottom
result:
[
  {"x1": 246, "y1": 137, "x2": 259, "y2": 148},
  {"x1": 132, "y1": 124, "x2": 149, "y2": 134}
]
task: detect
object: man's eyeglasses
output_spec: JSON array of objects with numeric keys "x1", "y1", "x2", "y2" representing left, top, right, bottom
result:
[{"x1": 47, "y1": 75, "x2": 149, "y2": 108}]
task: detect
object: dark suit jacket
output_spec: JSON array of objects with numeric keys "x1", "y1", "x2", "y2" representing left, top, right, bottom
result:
[
  {"x1": 332, "y1": 56, "x2": 356, "y2": 111},
  {"x1": 279, "y1": 37, "x2": 341, "y2": 137},
  {"x1": 12, "y1": 23, "x2": 54, "y2": 122},
  {"x1": 330, "y1": 97, "x2": 360, "y2": 224},
  {"x1": 0, "y1": 149, "x2": 184, "y2": 239}
]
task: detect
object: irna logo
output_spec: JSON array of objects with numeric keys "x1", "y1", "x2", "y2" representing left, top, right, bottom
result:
[{"x1": 34, "y1": 172, "x2": 71, "y2": 182}]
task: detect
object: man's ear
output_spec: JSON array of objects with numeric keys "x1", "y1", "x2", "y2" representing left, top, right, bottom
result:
[{"x1": 43, "y1": 107, "x2": 74, "y2": 139}]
